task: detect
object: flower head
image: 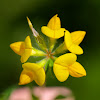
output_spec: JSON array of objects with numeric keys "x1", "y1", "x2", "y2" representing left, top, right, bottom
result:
[
  {"x1": 53, "y1": 53, "x2": 86, "y2": 82},
  {"x1": 19, "y1": 63, "x2": 45, "y2": 86},
  {"x1": 64, "y1": 30, "x2": 86, "y2": 55},
  {"x1": 41, "y1": 14, "x2": 65, "y2": 39},
  {"x1": 10, "y1": 14, "x2": 86, "y2": 86}
]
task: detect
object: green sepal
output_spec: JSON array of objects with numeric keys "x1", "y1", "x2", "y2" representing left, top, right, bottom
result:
[
  {"x1": 27, "y1": 17, "x2": 47, "y2": 52},
  {"x1": 49, "y1": 58, "x2": 54, "y2": 67},
  {"x1": 53, "y1": 42, "x2": 68, "y2": 55},
  {"x1": 45, "y1": 59, "x2": 50, "y2": 71},
  {"x1": 45, "y1": 58, "x2": 54, "y2": 71},
  {"x1": 35, "y1": 35, "x2": 47, "y2": 52},
  {"x1": 31, "y1": 47, "x2": 46, "y2": 56},
  {"x1": 49, "y1": 38, "x2": 56, "y2": 52}
]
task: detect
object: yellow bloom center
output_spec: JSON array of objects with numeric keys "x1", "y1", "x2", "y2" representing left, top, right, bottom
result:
[{"x1": 46, "y1": 50, "x2": 53, "y2": 59}]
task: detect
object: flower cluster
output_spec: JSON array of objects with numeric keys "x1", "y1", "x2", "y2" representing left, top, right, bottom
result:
[{"x1": 10, "y1": 14, "x2": 86, "y2": 86}]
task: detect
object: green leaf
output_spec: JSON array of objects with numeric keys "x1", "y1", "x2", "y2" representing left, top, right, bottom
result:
[{"x1": 0, "y1": 85, "x2": 19, "y2": 100}]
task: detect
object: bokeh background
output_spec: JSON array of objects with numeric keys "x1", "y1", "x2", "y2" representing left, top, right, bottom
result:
[{"x1": 0, "y1": 0, "x2": 99, "y2": 100}]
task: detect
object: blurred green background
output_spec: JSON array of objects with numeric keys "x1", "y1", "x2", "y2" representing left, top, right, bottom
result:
[{"x1": 0, "y1": 0, "x2": 99, "y2": 100}]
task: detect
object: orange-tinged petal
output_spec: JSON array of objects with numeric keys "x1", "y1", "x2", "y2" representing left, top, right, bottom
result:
[
  {"x1": 21, "y1": 49, "x2": 32, "y2": 63},
  {"x1": 47, "y1": 14, "x2": 61, "y2": 30},
  {"x1": 25, "y1": 36, "x2": 32, "y2": 49},
  {"x1": 19, "y1": 69, "x2": 34, "y2": 85},
  {"x1": 69, "y1": 62, "x2": 86, "y2": 77},
  {"x1": 71, "y1": 31, "x2": 86, "y2": 45},
  {"x1": 54, "y1": 53, "x2": 77, "y2": 67},
  {"x1": 69, "y1": 70, "x2": 84, "y2": 77},
  {"x1": 53, "y1": 63, "x2": 69, "y2": 82},
  {"x1": 22, "y1": 63, "x2": 45, "y2": 86},
  {"x1": 65, "y1": 31, "x2": 83, "y2": 55},
  {"x1": 41, "y1": 26, "x2": 65, "y2": 39},
  {"x1": 10, "y1": 42, "x2": 25, "y2": 55}
]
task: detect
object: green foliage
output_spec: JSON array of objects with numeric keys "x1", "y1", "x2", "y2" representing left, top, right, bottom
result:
[
  {"x1": 32, "y1": 94, "x2": 39, "y2": 100},
  {"x1": 0, "y1": 85, "x2": 19, "y2": 100},
  {"x1": 55, "y1": 95, "x2": 67, "y2": 99},
  {"x1": 55, "y1": 94, "x2": 74, "y2": 100}
]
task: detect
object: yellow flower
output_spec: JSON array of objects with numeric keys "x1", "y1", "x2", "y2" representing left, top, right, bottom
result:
[
  {"x1": 64, "y1": 30, "x2": 86, "y2": 55},
  {"x1": 10, "y1": 36, "x2": 45, "y2": 63},
  {"x1": 41, "y1": 14, "x2": 65, "y2": 39},
  {"x1": 19, "y1": 63, "x2": 45, "y2": 86},
  {"x1": 53, "y1": 53, "x2": 86, "y2": 82}
]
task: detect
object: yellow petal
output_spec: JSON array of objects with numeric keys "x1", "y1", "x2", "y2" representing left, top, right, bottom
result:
[
  {"x1": 68, "y1": 44, "x2": 83, "y2": 55},
  {"x1": 47, "y1": 14, "x2": 61, "y2": 30},
  {"x1": 41, "y1": 26, "x2": 65, "y2": 39},
  {"x1": 69, "y1": 70, "x2": 84, "y2": 77},
  {"x1": 71, "y1": 31, "x2": 86, "y2": 45},
  {"x1": 69, "y1": 62, "x2": 86, "y2": 77},
  {"x1": 10, "y1": 42, "x2": 25, "y2": 55},
  {"x1": 53, "y1": 63, "x2": 69, "y2": 82},
  {"x1": 21, "y1": 49, "x2": 32, "y2": 63},
  {"x1": 65, "y1": 30, "x2": 83, "y2": 55},
  {"x1": 19, "y1": 69, "x2": 34, "y2": 85},
  {"x1": 25, "y1": 36, "x2": 32, "y2": 49},
  {"x1": 54, "y1": 53, "x2": 77, "y2": 67},
  {"x1": 34, "y1": 68, "x2": 45, "y2": 86},
  {"x1": 22, "y1": 63, "x2": 45, "y2": 86},
  {"x1": 22, "y1": 63, "x2": 42, "y2": 71}
]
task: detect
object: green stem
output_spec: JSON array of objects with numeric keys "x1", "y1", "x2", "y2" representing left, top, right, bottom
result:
[
  {"x1": 49, "y1": 38, "x2": 56, "y2": 52},
  {"x1": 53, "y1": 42, "x2": 68, "y2": 55},
  {"x1": 31, "y1": 47, "x2": 46, "y2": 56}
]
